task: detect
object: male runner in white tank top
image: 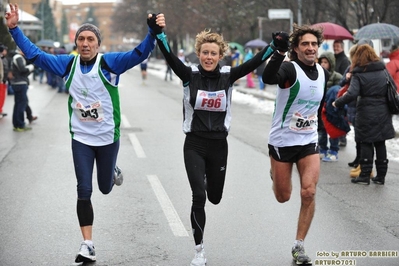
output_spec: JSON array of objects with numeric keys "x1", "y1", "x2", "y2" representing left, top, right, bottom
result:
[
  {"x1": 263, "y1": 25, "x2": 329, "y2": 265},
  {"x1": 6, "y1": 4, "x2": 166, "y2": 263}
]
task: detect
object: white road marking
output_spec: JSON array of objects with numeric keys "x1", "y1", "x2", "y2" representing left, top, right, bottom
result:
[
  {"x1": 128, "y1": 133, "x2": 146, "y2": 158},
  {"x1": 147, "y1": 175, "x2": 189, "y2": 237},
  {"x1": 121, "y1": 114, "x2": 131, "y2": 128}
]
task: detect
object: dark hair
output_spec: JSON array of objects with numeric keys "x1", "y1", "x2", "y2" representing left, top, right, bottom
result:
[
  {"x1": 289, "y1": 24, "x2": 324, "y2": 61},
  {"x1": 0, "y1": 44, "x2": 7, "y2": 53},
  {"x1": 333, "y1": 40, "x2": 344, "y2": 44}
]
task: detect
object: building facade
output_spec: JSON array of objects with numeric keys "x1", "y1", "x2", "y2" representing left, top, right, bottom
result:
[{"x1": 7, "y1": 0, "x2": 127, "y2": 52}]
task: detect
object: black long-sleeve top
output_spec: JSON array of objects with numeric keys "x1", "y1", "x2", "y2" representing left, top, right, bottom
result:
[{"x1": 154, "y1": 32, "x2": 275, "y2": 139}]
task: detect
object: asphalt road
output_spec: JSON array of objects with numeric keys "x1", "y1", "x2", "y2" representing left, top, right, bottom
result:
[{"x1": 0, "y1": 62, "x2": 398, "y2": 266}]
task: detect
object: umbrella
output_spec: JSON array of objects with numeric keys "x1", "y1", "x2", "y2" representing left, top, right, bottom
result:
[
  {"x1": 229, "y1": 42, "x2": 244, "y2": 55},
  {"x1": 355, "y1": 23, "x2": 399, "y2": 40},
  {"x1": 36, "y1": 39, "x2": 55, "y2": 47},
  {"x1": 245, "y1": 39, "x2": 268, "y2": 48},
  {"x1": 311, "y1": 22, "x2": 353, "y2": 40}
]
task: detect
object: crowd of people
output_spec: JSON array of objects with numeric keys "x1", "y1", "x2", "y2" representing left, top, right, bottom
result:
[
  {"x1": 0, "y1": 42, "x2": 74, "y2": 130},
  {"x1": 2, "y1": 2, "x2": 399, "y2": 266}
]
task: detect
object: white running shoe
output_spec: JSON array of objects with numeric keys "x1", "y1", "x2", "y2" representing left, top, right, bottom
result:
[
  {"x1": 190, "y1": 244, "x2": 206, "y2": 266},
  {"x1": 114, "y1": 165, "x2": 123, "y2": 186},
  {"x1": 75, "y1": 241, "x2": 96, "y2": 263},
  {"x1": 292, "y1": 240, "x2": 312, "y2": 265}
]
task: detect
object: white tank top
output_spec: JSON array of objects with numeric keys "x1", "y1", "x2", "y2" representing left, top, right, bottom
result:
[
  {"x1": 269, "y1": 61, "x2": 325, "y2": 147},
  {"x1": 66, "y1": 54, "x2": 121, "y2": 146}
]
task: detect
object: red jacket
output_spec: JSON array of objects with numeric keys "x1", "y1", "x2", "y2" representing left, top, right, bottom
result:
[{"x1": 386, "y1": 49, "x2": 399, "y2": 92}]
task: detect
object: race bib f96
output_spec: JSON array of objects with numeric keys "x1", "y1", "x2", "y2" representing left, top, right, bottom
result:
[{"x1": 194, "y1": 89, "x2": 227, "y2": 112}]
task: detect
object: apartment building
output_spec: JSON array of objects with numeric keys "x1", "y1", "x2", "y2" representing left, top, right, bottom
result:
[{"x1": 8, "y1": 0, "x2": 128, "y2": 52}]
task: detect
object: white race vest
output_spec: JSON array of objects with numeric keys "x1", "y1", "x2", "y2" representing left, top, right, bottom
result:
[
  {"x1": 66, "y1": 54, "x2": 121, "y2": 146},
  {"x1": 269, "y1": 62, "x2": 325, "y2": 147}
]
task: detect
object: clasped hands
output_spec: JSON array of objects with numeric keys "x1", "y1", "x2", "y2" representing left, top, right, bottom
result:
[{"x1": 147, "y1": 13, "x2": 166, "y2": 34}]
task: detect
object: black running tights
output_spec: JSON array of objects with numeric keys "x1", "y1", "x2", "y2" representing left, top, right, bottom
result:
[{"x1": 183, "y1": 134, "x2": 228, "y2": 245}]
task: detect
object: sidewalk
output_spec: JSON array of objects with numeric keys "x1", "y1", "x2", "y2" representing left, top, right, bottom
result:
[
  {"x1": 234, "y1": 83, "x2": 277, "y2": 101},
  {"x1": 0, "y1": 80, "x2": 59, "y2": 162}
]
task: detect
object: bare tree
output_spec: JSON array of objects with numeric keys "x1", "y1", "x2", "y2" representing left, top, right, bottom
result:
[{"x1": 111, "y1": 0, "x2": 399, "y2": 52}]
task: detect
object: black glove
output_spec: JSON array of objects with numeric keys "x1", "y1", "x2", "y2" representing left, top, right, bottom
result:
[
  {"x1": 147, "y1": 13, "x2": 163, "y2": 35},
  {"x1": 270, "y1": 31, "x2": 290, "y2": 52}
]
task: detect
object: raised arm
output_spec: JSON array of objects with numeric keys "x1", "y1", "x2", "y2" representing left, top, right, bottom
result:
[
  {"x1": 5, "y1": 3, "x2": 72, "y2": 76},
  {"x1": 147, "y1": 13, "x2": 191, "y2": 84},
  {"x1": 262, "y1": 31, "x2": 290, "y2": 85}
]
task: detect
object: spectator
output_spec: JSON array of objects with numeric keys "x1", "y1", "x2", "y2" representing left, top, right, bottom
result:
[
  {"x1": 340, "y1": 40, "x2": 375, "y2": 179},
  {"x1": 220, "y1": 48, "x2": 233, "y2": 67},
  {"x1": 0, "y1": 44, "x2": 9, "y2": 118},
  {"x1": 55, "y1": 46, "x2": 67, "y2": 93},
  {"x1": 386, "y1": 38, "x2": 399, "y2": 91},
  {"x1": 333, "y1": 44, "x2": 395, "y2": 185},
  {"x1": 333, "y1": 39, "x2": 351, "y2": 147},
  {"x1": 333, "y1": 40, "x2": 350, "y2": 75},
  {"x1": 140, "y1": 57, "x2": 149, "y2": 84},
  {"x1": 254, "y1": 48, "x2": 266, "y2": 90},
  {"x1": 244, "y1": 48, "x2": 255, "y2": 88},
  {"x1": 70, "y1": 45, "x2": 78, "y2": 56},
  {"x1": 165, "y1": 61, "x2": 173, "y2": 81},
  {"x1": 178, "y1": 49, "x2": 186, "y2": 64},
  {"x1": 318, "y1": 51, "x2": 347, "y2": 162},
  {"x1": 0, "y1": 53, "x2": 4, "y2": 119},
  {"x1": 231, "y1": 47, "x2": 241, "y2": 86},
  {"x1": 9, "y1": 49, "x2": 35, "y2": 131}
]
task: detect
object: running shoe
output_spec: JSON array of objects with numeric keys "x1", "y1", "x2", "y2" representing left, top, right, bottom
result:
[
  {"x1": 114, "y1": 165, "x2": 123, "y2": 186},
  {"x1": 292, "y1": 240, "x2": 312, "y2": 265},
  {"x1": 75, "y1": 241, "x2": 96, "y2": 263},
  {"x1": 191, "y1": 244, "x2": 206, "y2": 266}
]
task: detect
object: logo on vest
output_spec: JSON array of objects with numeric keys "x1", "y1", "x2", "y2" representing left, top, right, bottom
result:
[{"x1": 80, "y1": 88, "x2": 89, "y2": 98}]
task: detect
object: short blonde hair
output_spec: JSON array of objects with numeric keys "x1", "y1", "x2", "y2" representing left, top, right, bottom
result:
[{"x1": 195, "y1": 29, "x2": 229, "y2": 57}]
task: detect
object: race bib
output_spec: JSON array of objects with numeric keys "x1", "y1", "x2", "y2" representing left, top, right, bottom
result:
[
  {"x1": 194, "y1": 89, "x2": 227, "y2": 112},
  {"x1": 289, "y1": 112, "x2": 317, "y2": 132},
  {"x1": 74, "y1": 101, "x2": 104, "y2": 122}
]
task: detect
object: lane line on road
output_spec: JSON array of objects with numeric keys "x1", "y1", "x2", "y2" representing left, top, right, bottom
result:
[
  {"x1": 128, "y1": 133, "x2": 146, "y2": 158},
  {"x1": 147, "y1": 175, "x2": 189, "y2": 237},
  {"x1": 121, "y1": 114, "x2": 131, "y2": 128}
]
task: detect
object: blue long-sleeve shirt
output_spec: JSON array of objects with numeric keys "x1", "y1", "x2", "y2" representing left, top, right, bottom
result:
[{"x1": 9, "y1": 26, "x2": 156, "y2": 85}]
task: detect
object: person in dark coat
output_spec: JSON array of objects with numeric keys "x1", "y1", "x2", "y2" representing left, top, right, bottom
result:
[
  {"x1": 333, "y1": 40, "x2": 350, "y2": 75},
  {"x1": 333, "y1": 44, "x2": 395, "y2": 185},
  {"x1": 340, "y1": 40, "x2": 375, "y2": 179}
]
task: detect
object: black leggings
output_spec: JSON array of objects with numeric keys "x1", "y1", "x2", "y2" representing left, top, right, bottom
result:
[
  {"x1": 183, "y1": 134, "x2": 228, "y2": 245},
  {"x1": 360, "y1": 140, "x2": 386, "y2": 162}
]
